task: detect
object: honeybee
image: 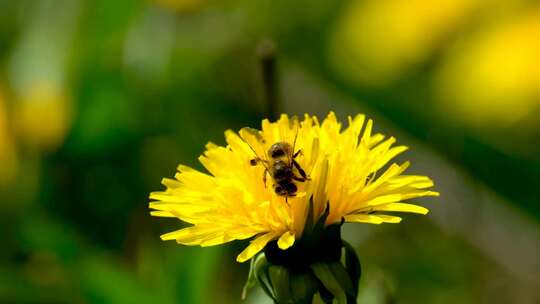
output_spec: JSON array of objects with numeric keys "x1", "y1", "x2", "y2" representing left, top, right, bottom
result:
[{"x1": 242, "y1": 128, "x2": 309, "y2": 198}]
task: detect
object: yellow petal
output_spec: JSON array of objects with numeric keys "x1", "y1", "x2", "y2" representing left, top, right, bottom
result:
[
  {"x1": 344, "y1": 214, "x2": 383, "y2": 224},
  {"x1": 374, "y1": 203, "x2": 429, "y2": 214},
  {"x1": 236, "y1": 232, "x2": 278, "y2": 263},
  {"x1": 161, "y1": 178, "x2": 181, "y2": 189},
  {"x1": 368, "y1": 133, "x2": 385, "y2": 147},
  {"x1": 277, "y1": 231, "x2": 295, "y2": 250},
  {"x1": 150, "y1": 210, "x2": 175, "y2": 217},
  {"x1": 374, "y1": 145, "x2": 408, "y2": 170},
  {"x1": 360, "y1": 119, "x2": 373, "y2": 145},
  {"x1": 365, "y1": 194, "x2": 403, "y2": 206},
  {"x1": 362, "y1": 162, "x2": 409, "y2": 194},
  {"x1": 376, "y1": 215, "x2": 402, "y2": 223},
  {"x1": 238, "y1": 128, "x2": 266, "y2": 159},
  {"x1": 199, "y1": 233, "x2": 235, "y2": 247},
  {"x1": 312, "y1": 158, "x2": 329, "y2": 218},
  {"x1": 160, "y1": 227, "x2": 208, "y2": 244},
  {"x1": 400, "y1": 190, "x2": 440, "y2": 200}
]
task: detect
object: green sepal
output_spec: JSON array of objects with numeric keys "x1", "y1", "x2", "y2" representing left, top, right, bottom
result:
[
  {"x1": 312, "y1": 203, "x2": 330, "y2": 235},
  {"x1": 342, "y1": 241, "x2": 361, "y2": 296},
  {"x1": 248, "y1": 200, "x2": 362, "y2": 304},
  {"x1": 302, "y1": 196, "x2": 329, "y2": 237},
  {"x1": 289, "y1": 272, "x2": 318, "y2": 304},
  {"x1": 303, "y1": 197, "x2": 315, "y2": 234},
  {"x1": 252, "y1": 254, "x2": 277, "y2": 302},
  {"x1": 318, "y1": 287, "x2": 334, "y2": 304},
  {"x1": 268, "y1": 265, "x2": 292, "y2": 303},
  {"x1": 242, "y1": 253, "x2": 264, "y2": 300},
  {"x1": 311, "y1": 262, "x2": 347, "y2": 304},
  {"x1": 328, "y1": 262, "x2": 356, "y2": 303}
]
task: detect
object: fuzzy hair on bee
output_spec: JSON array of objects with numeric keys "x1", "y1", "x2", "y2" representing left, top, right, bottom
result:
[{"x1": 241, "y1": 127, "x2": 309, "y2": 199}]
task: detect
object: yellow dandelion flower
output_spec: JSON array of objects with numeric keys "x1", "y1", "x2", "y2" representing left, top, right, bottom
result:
[{"x1": 149, "y1": 113, "x2": 439, "y2": 263}]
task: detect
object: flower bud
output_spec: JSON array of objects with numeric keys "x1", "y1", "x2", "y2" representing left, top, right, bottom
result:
[{"x1": 242, "y1": 200, "x2": 362, "y2": 303}]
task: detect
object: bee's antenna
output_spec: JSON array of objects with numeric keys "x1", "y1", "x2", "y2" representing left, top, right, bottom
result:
[
  {"x1": 241, "y1": 129, "x2": 263, "y2": 156},
  {"x1": 241, "y1": 128, "x2": 271, "y2": 172},
  {"x1": 290, "y1": 122, "x2": 299, "y2": 166},
  {"x1": 245, "y1": 142, "x2": 260, "y2": 161}
]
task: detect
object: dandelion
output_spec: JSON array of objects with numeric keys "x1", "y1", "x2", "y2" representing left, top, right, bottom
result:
[{"x1": 149, "y1": 112, "x2": 438, "y2": 302}]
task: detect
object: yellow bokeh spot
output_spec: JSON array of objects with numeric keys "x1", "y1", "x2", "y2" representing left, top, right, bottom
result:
[
  {"x1": 14, "y1": 82, "x2": 72, "y2": 151},
  {"x1": 329, "y1": 0, "x2": 480, "y2": 86},
  {"x1": 436, "y1": 9, "x2": 540, "y2": 127}
]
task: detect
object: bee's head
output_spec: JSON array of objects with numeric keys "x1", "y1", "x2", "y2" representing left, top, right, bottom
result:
[{"x1": 268, "y1": 142, "x2": 291, "y2": 159}]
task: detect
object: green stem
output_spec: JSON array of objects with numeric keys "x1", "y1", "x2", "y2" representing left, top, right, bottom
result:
[{"x1": 257, "y1": 39, "x2": 279, "y2": 120}]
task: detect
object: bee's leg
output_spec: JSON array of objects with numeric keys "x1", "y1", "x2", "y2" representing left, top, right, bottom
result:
[
  {"x1": 293, "y1": 149, "x2": 303, "y2": 159},
  {"x1": 292, "y1": 159, "x2": 309, "y2": 181},
  {"x1": 262, "y1": 169, "x2": 268, "y2": 188},
  {"x1": 292, "y1": 175, "x2": 306, "y2": 182}
]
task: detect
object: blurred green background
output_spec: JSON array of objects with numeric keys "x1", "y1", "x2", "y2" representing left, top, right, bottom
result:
[{"x1": 1, "y1": 0, "x2": 539, "y2": 303}]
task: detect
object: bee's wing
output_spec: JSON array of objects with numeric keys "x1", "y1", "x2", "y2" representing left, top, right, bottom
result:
[{"x1": 239, "y1": 127, "x2": 269, "y2": 167}]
